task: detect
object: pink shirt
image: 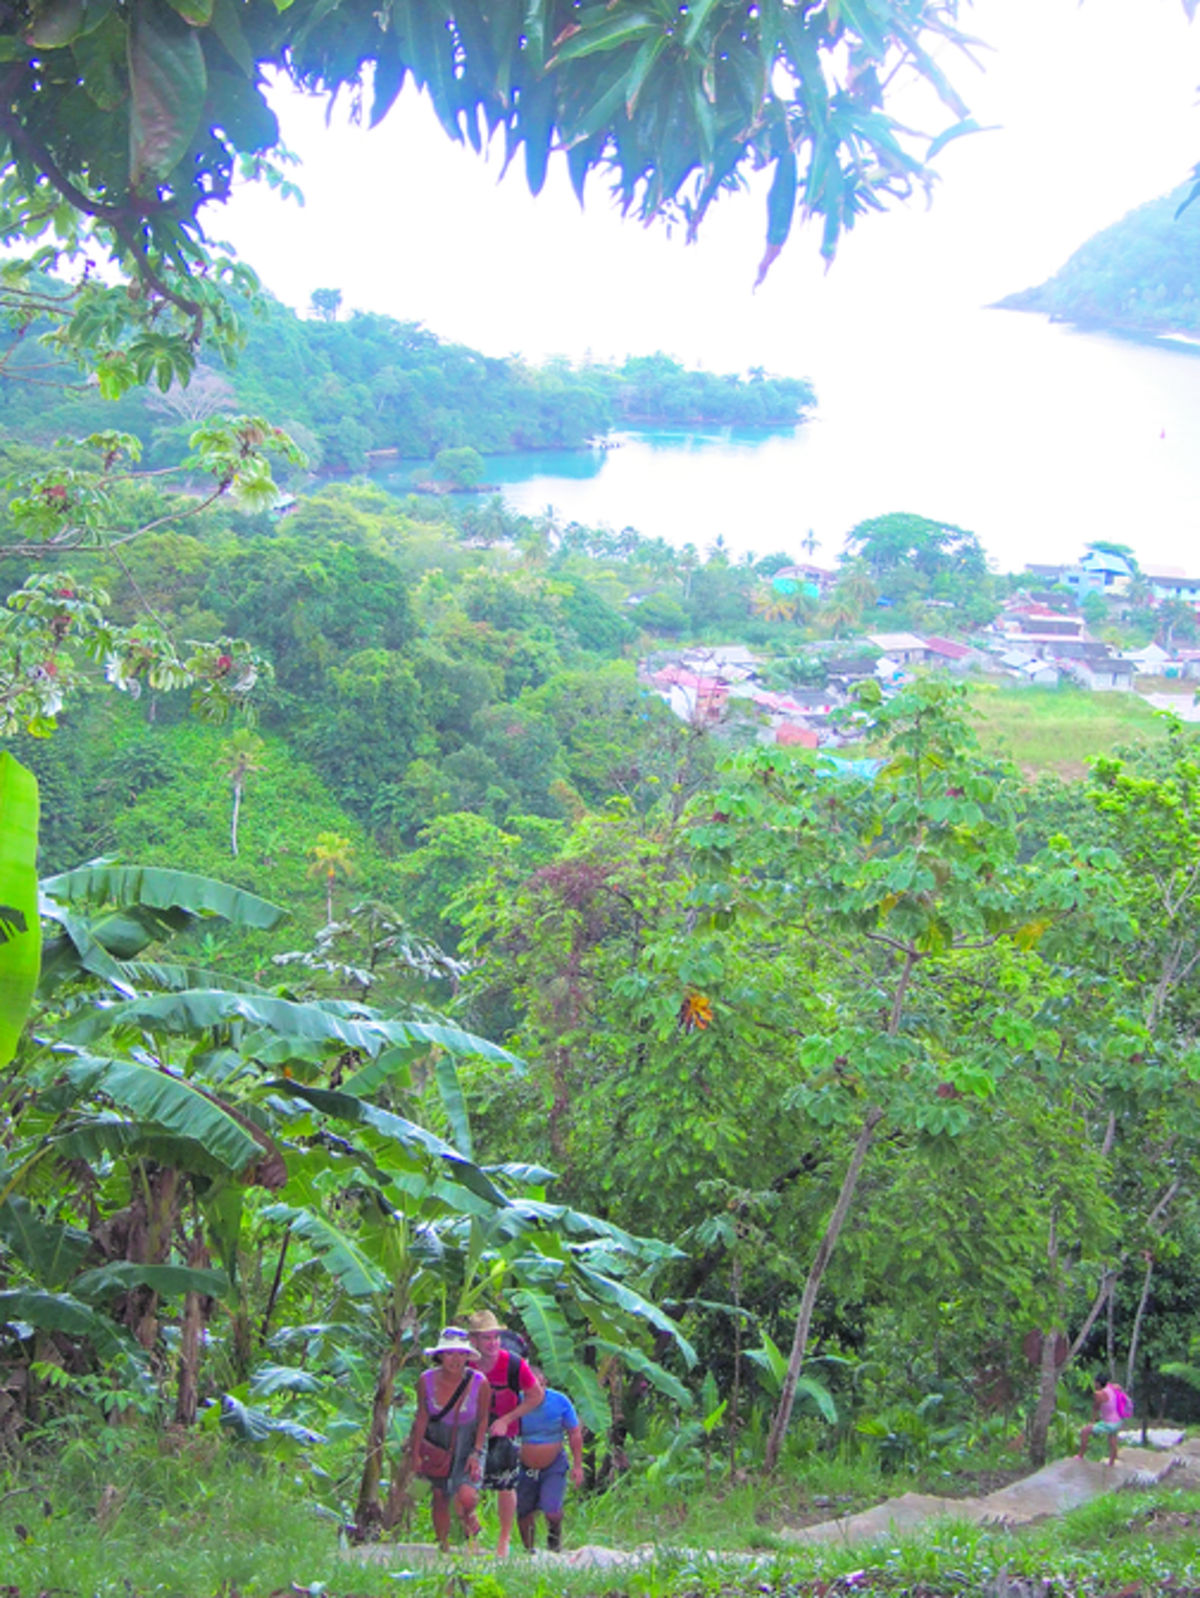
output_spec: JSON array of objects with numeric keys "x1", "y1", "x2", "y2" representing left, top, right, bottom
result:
[{"x1": 1097, "y1": 1383, "x2": 1121, "y2": 1423}]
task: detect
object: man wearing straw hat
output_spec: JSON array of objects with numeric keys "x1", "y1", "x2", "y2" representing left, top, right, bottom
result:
[{"x1": 466, "y1": 1310, "x2": 544, "y2": 1556}]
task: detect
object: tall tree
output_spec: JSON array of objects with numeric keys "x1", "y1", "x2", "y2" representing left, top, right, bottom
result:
[
  {"x1": 690, "y1": 680, "x2": 1076, "y2": 1471},
  {"x1": 218, "y1": 729, "x2": 267, "y2": 859}
]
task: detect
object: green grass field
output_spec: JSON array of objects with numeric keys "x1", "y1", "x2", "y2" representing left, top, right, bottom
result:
[
  {"x1": 967, "y1": 681, "x2": 1171, "y2": 777},
  {"x1": 5, "y1": 1426, "x2": 1200, "y2": 1597}
]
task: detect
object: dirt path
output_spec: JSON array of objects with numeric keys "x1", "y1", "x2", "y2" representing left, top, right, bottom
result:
[{"x1": 348, "y1": 1437, "x2": 1200, "y2": 1569}]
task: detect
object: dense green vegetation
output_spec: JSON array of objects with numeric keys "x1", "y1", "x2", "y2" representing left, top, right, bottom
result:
[
  {"x1": 0, "y1": 298, "x2": 815, "y2": 475},
  {"x1": 1000, "y1": 185, "x2": 1200, "y2": 337},
  {"x1": 6, "y1": 411, "x2": 1200, "y2": 1587}
]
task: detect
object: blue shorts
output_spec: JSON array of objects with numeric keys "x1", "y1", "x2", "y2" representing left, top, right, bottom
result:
[
  {"x1": 517, "y1": 1450, "x2": 568, "y2": 1519},
  {"x1": 1093, "y1": 1420, "x2": 1122, "y2": 1436}
]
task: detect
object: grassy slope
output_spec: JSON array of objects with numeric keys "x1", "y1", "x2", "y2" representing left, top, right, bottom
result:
[
  {"x1": 4, "y1": 1434, "x2": 1199, "y2": 1596},
  {"x1": 90, "y1": 706, "x2": 393, "y2": 972},
  {"x1": 968, "y1": 683, "x2": 1168, "y2": 777}
]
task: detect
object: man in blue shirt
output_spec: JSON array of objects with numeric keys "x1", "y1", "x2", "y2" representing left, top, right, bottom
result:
[{"x1": 515, "y1": 1378, "x2": 584, "y2": 1553}]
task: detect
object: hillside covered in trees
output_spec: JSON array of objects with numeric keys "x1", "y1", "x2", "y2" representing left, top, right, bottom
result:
[
  {"x1": 0, "y1": 295, "x2": 815, "y2": 476},
  {"x1": 999, "y1": 185, "x2": 1200, "y2": 338}
]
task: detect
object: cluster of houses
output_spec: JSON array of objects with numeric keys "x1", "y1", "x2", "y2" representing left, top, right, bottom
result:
[{"x1": 640, "y1": 589, "x2": 1200, "y2": 747}]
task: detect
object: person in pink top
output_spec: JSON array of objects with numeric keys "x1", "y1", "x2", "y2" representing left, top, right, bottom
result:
[{"x1": 1076, "y1": 1372, "x2": 1125, "y2": 1466}]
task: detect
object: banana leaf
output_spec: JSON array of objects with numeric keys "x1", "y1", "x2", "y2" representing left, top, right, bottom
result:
[
  {"x1": 273, "y1": 1081, "x2": 508, "y2": 1208},
  {"x1": 220, "y1": 1393, "x2": 325, "y2": 1444},
  {"x1": 259, "y1": 1203, "x2": 388, "y2": 1298},
  {"x1": 590, "y1": 1336, "x2": 693, "y2": 1408},
  {"x1": 0, "y1": 753, "x2": 41, "y2": 1065},
  {"x1": 0, "y1": 1198, "x2": 91, "y2": 1290},
  {"x1": 41, "y1": 863, "x2": 287, "y2": 929},
  {"x1": 72, "y1": 1262, "x2": 230, "y2": 1302},
  {"x1": 0, "y1": 1287, "x2": 136, "y2": 1358},
  {"x1": 62, "y1": 1055, "x2": 261, "y2": 1173}
]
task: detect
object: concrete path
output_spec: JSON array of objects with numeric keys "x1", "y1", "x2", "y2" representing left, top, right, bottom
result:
[
  {"x1": 782, "y1": 1435, "x2": 1200, "y2": 1546},
  {"x1": 347, "y1": 1437, "x2": 1200, "y2": 1569},
  {"x1": 1137, "y1": 691, "x2": 1200, "y2": 721}
]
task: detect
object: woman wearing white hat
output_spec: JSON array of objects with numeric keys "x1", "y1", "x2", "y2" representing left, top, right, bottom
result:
[{"x1": 409, "y1": 1327, "x2": 492, "y2": 1553}]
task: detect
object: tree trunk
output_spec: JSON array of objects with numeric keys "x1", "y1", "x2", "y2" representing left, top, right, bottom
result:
[
  {"x1": 1126, "y1": 1253, "x2": 1156, "y2": 1392},
  {"x1": 1028, "y1": 1213, "x2": 1061, "y2": 1469},
  {"x1": 175, "y1": 1233, "x2": 211, "y2": 1427},
  {"x1": 353, "y1": 1296, "x2": 410, "y2": 1540},
  {"x1": 230, "y1": 781, "x2": 243, "y2": 859},
  {"x1": 729, "y1": 1250, "x2": 742, "y2": 1474},
  {"x1": 764, "y1": 1105, "x2": 883, "y2": 1473},
  {"x1": 1028, "y1": 1325, "x2": 1061, "y2": 1468}
]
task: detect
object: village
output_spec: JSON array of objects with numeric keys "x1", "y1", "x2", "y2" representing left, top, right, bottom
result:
[{"x1": 640, "y1": 547, "x2": 1200, "y2": 748}]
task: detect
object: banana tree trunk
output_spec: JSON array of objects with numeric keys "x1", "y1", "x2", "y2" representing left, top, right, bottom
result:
[
  {"x1": 354, "y1": 1292, "x2": 411, "y2": 1540},
  {"x1": 175, "y1": 1233, "x2": 211, "y2": 1426}
]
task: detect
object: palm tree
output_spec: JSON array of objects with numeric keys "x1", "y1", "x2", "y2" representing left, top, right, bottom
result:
[
  {"x1": 307, "y1": 832, "x2": 357, "y2": 923},
  {"x1": 752, "y1": 587, "x2": 798, "y2": 624},
  {"x1": 836, "y1": 559, "x2": 879, "y2": 616},
  {"x1": 218, "y1": 729, "x2": 266, "y2": 859},
  {"x1": 801, "y1": 528, "x2": 820, "y2": 559}
]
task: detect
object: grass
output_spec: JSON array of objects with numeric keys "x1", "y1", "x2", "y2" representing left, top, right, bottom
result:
[
  {"x1": 5, "y1": 1427, "x2": 1200, "y2": 1597},
  {"x1": 968, "y1": 681, "x2": 1168, "y2": 778}
]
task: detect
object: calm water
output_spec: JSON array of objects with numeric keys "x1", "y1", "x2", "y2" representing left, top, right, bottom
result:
[{"x1": 375, "y1": 311, "x2": 1200, "y2": 574}]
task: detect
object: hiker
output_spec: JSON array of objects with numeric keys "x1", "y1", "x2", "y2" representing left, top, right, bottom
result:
[
  {"x1": 1076, "y1": 1372, "x2": 1131, "y2": 1466},
  {"x1": 466, "y1": 1310, "x2": 545, "y2": 1556},
  {"x1": 409, "y1": 1327, "x2": 491, "y2": 1552},
  {"x1": 516, "y1": 1370, "x2": 584, "y2": 1554}
]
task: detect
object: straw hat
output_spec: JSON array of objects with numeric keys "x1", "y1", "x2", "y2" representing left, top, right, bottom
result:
[
  {"x1": 423, "y1": 1326, "x2": 475, "y2": 1359},
  {"x1": 465, "y1": 1310, "x2": 506, "y2": 1334}
]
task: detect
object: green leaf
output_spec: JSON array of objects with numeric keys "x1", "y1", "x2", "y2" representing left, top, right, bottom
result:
[
  {"x1": 259, "y1": 1203, "x2": 387, "y2": 1298},
  {"x1": 62, "y1": 1054, "x2": 262, "y2": 1173},
  {"x1": 220, "y1": 1392, "x2": 325, "y2": 1444},
  {"x1": 164, "y1": 0, "x2": 212, "y2": 23},
  {"x1": 73, "y1": 15, "x2": 131, "y2": 111},
  {"x1": 434, "y1": 1055, "x2": 473, "y2": 1158},
  {"x1": 41, "y1": 863, "x2": 287, "y2": 930},
  {"x1": 0, "y1": 1199, "x2": 92, "y2": 1290},
  {"x1": 127, "y1": 0, "x2": 209, "y2": 186},
  {"x1": 570, "y1": 1261, "x2": 695, "y2": 1366},
  {"x1": 510, "y1": 1285, "x2": 574, "y2": 1381},
  {"x1": 72, "y1": 1262, "x2": 230, "y2": 1301},
  {"x1": 0, "y1": 755, "x2": 41, "y2": 1067},
  {"x1": 563, "y1": 1359, "x2": 609, "y2": 1433},
  {"x1": 548, "y1": 11, "x2": 658, "y2": 67},
  {"x1": 0, "y1": 1288, "x2": 136, "y2": 1358},
  {"x1": 927, "y1": 116, "x2": 981, "y2": 162},
  {"x1": 208, "y1": 0, "x2": 254, "y2": 74},
  {"x1": 248, "y1": 1362, "x2": 322, "y2": 1398},
  {"x1": 50, "y1": 1116, "x2": 237, "y2": 1182},
  {"x1": 272, "y1": 1081, "x2": 507, "y2": 1208},
  {"x1": 590, "y1": 1336, "x2": 693, "y2": 1408},
  {"x1": 793, "y1": 1372, "x2": 838, "y2": 1424},
  {"x1": 27, "y1": 0, "x2": 86, "y2": 47}
]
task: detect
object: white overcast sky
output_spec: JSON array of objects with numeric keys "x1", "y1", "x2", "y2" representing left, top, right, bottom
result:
[{"x1": 217, "y1": 0, "x2": 1200, "y2": 374}]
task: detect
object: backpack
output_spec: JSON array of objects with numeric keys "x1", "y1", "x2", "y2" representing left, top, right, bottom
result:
[
  {"x1": 498, "y1": 1328, "x2": 528, "y2": 1394},
  {"x1": 1113, "y1": 1384, "x2": 1134, "y2": 1419}
]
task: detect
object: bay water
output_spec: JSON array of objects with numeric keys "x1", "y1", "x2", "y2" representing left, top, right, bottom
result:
[{"x1": 375, "y1": 310, "x2": 1200, "y2": 576}]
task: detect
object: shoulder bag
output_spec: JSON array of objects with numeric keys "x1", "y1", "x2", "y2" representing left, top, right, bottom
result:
[{"x1": 416, "y1": 1372, "x2": 473, "y2": 1479}]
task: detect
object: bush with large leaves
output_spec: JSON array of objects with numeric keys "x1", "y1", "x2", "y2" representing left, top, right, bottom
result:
[{"x1": 1, "y1": 859, "x2": 691, "y2": 1533}]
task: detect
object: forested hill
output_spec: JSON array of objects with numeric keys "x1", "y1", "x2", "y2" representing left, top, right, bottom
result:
[
  {"x1": 998, "y1": 186, "x2": 1200, "y2": 337},
  {"x1": 0, "y1": 294, "x2": 814, "y2": 476}
]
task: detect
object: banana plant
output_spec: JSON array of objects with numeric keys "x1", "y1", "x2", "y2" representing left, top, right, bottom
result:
[{"x1": 3, "y1": 860, "x2": 692, "y2": 1534}]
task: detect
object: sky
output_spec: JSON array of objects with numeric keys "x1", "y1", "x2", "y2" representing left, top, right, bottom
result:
[{"x1": 215, "y1": 0, "x2": 1200, "y2": 375}]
